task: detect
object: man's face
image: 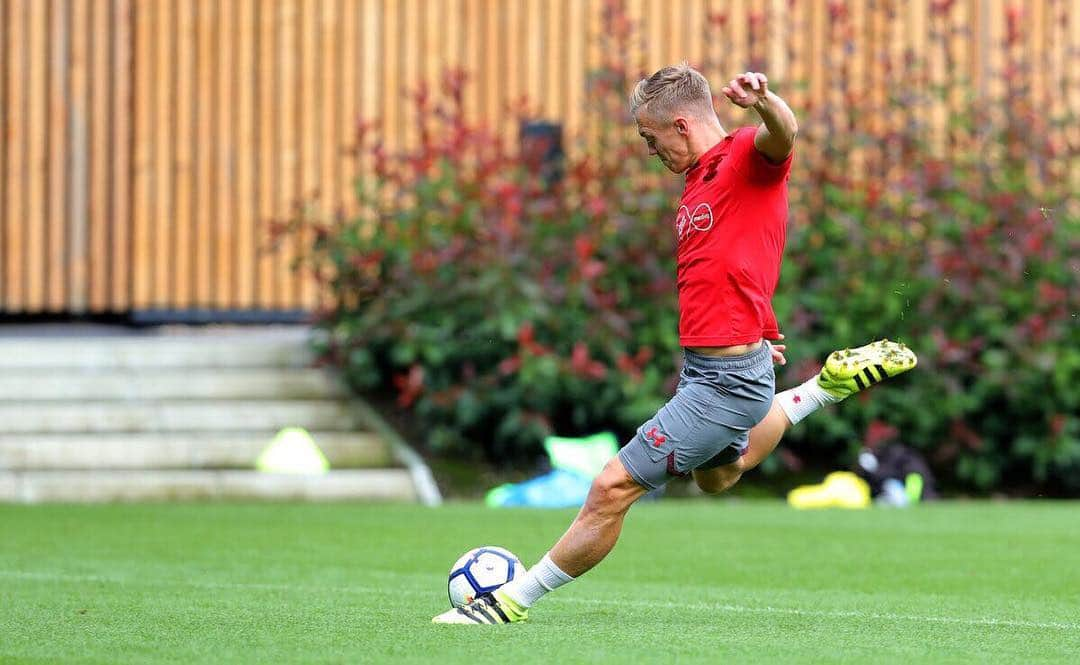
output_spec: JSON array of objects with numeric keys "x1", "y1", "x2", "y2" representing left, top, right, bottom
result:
[{"x1": 636, "y1": 112, "x2": 692, "y2": 173}]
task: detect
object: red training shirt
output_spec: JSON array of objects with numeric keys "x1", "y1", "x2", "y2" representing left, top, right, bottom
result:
[{"x1": 675, "y1": 126, "x2": 793, "y2": 347}]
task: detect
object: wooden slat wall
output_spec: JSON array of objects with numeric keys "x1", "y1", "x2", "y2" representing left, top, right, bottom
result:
[{"x1": 0, "y1": 0, "x2": 1077, "y2": 314}]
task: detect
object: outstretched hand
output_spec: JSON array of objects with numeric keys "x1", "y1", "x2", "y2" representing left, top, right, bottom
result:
[
  {"x1": 770, "y1": 333, "x2": 787, "y2": 366},
  {"x1": 722, "y1": 72, "x2": 769, "y2": 108}
]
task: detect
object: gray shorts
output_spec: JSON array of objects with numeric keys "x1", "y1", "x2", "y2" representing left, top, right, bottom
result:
[{"x1": 618, "y1": 344, "x2": 775, "y2": 490}]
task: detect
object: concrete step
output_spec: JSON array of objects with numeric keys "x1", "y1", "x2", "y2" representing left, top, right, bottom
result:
[
  {"x1": 0, "y1": 336, "x2": 315, "y2": 369},
  {"x1": 0, "y1": 469, "x2": 418, "y2": 502},
  {"x1": 0, "y1": 401, "x2": 364, "y2": 433},
  {"x1": 0, "y1": 369, "x2": 347, "y2": 401},
  {"x1": 0, "y1": 432, "x2": 394, "y2": 470}
]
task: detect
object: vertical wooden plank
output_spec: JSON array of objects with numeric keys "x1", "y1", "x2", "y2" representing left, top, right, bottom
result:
[
  {"x1": 685, "y1": 0, "x2": 706, "y2": 73},
  {"x1": 47, "y1": 0, "x2": 69, "y2": 310},
  {"x1": 424, "y1": 0, "x2": 443, "y2": 93},
  {"x1": 481, "y1": 0, "x2": 498, "y2": 135},
  {"x1": 985, "y1": 0, "x2": 1005, "y2": 119},
  {"x1": 950, "y1": 0, "x2": 970, "y2": 151},
  {"x1": 4, "y1": 0, "x2": 27, "y2": 310},
  {"x1": 401, "y1": 0, "x2": 420, "y2": 151},
  {"x1": 298, "y1": 0, "x2": 319, "y2": 308},
  {"x1": 786, "y1": 0, "x2": 807, "y2": 114},
  {"x1": 277, "y1": 0, "x2": 299, "y2": 308},
  {"x1": 505, "y1": 0, "x2": 521, "y2": 140},
  {"x1": 318, "y1": 0, "x2": 339, "y2": 310},
  {"x1": 1029, "y1": 0, "x2": 1045, "y2": 121},
  {"x1": 544, "y1": 0, "x2": 563, "y2": 120},
  {"x1": 586, "y1": 0, "x2": 603, "y2": 147},
  {"x1": 320, "y1": 0, "x2": 338, "y2": 215},
  {"x1": 867, "y1": 2, "x2": 885, "y2": 139},
  {"x1": 382, "y1": 0, "x2": 401, "y2": 162},
  {"x1": 565, "y1": 0, "x2": 585, "y2": 153},
  {"x1": 915, "y1": 0, "x2": 944, "y2": 153},
  {"x1": 193, "y1": 0, "x2": 216, "y2": 308},
  {"x1": 67, "y1": 0, "x2": 90, "y2": 312},
  {"x1": 172, "y1": 0, "x2": 195, "y2": 309},
  {"x1": 1047, "y1": 0, "x2": 1069, "y2": 185},
  {"x1": 152, "y1": 0, "x2": 174, "y2": 307},
  {"x1": 112, "y1": 0, "x2": 132, "y2": 310},
  {"x1": 808, "y1": 0, "x2": 826, "y2": 118},
  {"x1": 1069, "y1": 0, "x2": 1080, "y2": 194},
  {"x1": 731, "y1": 0, "x2": 747, "y2": 71},
  {"x1": 847, "y1": 0, "x2": 866, "y2": 182},
  {"x1": 26, "y1": 0, "x2": 48, "y2": 310},
  {"x1": 235, "y1": 0, "x2": 256, "y2": 308},
  {"x1": 644, "y1": 0, "x2": 661, "y2": 71},
  {"x1": 556, "y1": 0, "x2": 573, "y2": 125},
  {"x1": 666, "y1": 0, "x2": 684, "y2": 68},
  {"x1": 88, "y1": 0, "x2": 110, "y2": 311},
  {"x1": 623, "y1": 0, "x2": 642, "y2": 76},
  {"x1": 341, "y1": 0, "x2": 362, "y2": 212},
  {"x1": 0, "y1": 0, "x2": 6, "y2": 302},
  {"x1": 216, "y1": 0, "x2": 236, "y2": 308},
  {"x1": 524, "y1": 0, "x2": 541, "y2": 116},
  {"x1": 767, "y1": 0, "x2": 785, "y2": 81},
  {"x1": 461, "y1": 0, "x2": 479, "y2": 124},
  {"x1": 133, "y1": 0, "x2": 155, "y2": 309},
  {"x1": 256, "y1": 0, "x2": 277, "y2": 309},
  {"x1": 969, "y1": 0, "x2": 983, "y2": 93},
  {"x1": 445, "y1": 0, "x2": 461, "y2": 72}
]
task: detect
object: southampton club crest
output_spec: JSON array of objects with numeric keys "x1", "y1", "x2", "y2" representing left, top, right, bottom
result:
[{"x1": 676, "y1": 202, "x2": 714, "y2": 241}]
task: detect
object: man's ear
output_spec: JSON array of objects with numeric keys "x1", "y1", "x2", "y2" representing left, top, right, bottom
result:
[{"x1": 673, "y1": 117, "x2": 690, "y2": 136}]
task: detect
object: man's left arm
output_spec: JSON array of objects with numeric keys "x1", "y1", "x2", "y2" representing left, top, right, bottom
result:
[{"x1": 722, "y1": 72, "x2": 798, "y2": 164}]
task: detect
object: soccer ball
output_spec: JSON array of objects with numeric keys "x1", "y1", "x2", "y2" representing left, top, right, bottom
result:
[{"x1": 447, "y1": 546, "x2": 523, "y2": 608}]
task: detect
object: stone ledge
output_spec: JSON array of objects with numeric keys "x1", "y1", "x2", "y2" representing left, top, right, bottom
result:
[
  {"x1": 0, "y1": 431, "x2": 394, "y2": 470},
  {"x1": 0, "y1": 401, "x2": 363, "y2": 433},
  {"x1": 0, "y1": 469, "x2": 418, "y2": 503},
  {"x1": 0, "y1": 368, "x2": 347, "y2": 401},
  {"x1": 0, "y1": 337, "x2": 315, "y2": 369}
]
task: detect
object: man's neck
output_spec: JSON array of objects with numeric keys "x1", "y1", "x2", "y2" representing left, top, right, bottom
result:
[{"x1": 687, "y1": 124, "x2": 729, "y2": 167}]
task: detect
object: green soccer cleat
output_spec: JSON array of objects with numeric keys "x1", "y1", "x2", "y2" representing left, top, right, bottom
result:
[
  {"x1": 817, "y1": 339, "x2": 917, "y2": 400},
  {"x1": 431, "y1": 591, "x2": 528, "y2": 625}
]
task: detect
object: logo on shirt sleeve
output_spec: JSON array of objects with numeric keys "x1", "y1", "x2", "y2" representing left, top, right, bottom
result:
[{"x1": 676, "y1": 202, "x2": 714, "y2": 241}]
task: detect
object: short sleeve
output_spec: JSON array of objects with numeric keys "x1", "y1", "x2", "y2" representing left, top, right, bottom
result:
[{"x1": 729, "y1": 126, "x2": 793, "y2": 184}]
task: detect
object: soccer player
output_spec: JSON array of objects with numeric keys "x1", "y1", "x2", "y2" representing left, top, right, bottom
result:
[{"x1": 433, "y1": 65, "x2": 916, "y2": 625}]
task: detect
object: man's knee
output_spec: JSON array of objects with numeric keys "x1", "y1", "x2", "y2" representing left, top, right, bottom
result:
[{"x1": 583, "y1": 457, "x2": 646, "y2": 515}]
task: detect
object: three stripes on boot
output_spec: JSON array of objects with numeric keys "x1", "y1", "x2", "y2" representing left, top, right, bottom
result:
[{"x1": 853, "y1": 364, "x2": 889, "y2": 390}]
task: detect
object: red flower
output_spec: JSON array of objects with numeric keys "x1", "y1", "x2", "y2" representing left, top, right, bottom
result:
[
  {"x1": 865, "y1": 420, "x2": 899, "y2": 448},
  {"x1": 574, "y1": 236, "x2": 595, "y2": 262},
  {"x1": 498, "y1": 356, "x2": 522, "y2": 376},
  {"x1": 392, "y1": 365, "x2": 425, "y2": 408}
]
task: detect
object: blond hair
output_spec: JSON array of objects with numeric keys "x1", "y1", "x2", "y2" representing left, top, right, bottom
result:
[{"x1": 628, "y1": 62, "x2": 714, "y2": 121}]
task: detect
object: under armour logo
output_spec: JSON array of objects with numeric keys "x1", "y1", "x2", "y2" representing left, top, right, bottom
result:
[
  {"x1": 645, "y1": 426, "x2": 667, "y2": 447},
  {"x1": 793, "y1": 395, "x2": 802, "y2": 404}
]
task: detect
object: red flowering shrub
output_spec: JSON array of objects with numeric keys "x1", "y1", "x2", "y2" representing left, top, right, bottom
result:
[
  {"x1": 761, "y1": 2, "x2": 1080, "y2": 493},
  {"x1": 292, "y1": 1, "x2": 1079, "y2": 492},
  {"x1": 297, "y1": 57, "x2": 684, "y2": 461}
]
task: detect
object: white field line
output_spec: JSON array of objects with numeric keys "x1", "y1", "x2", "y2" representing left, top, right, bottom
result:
[{"x1": 3, "y1": 569, "x2": 1077, "y2": 632}]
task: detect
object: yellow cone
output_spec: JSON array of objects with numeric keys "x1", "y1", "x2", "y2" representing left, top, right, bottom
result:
[
  {"x1": 256, "y1": 427, "x2": 330, "y2": 474},
  {"x1": 787, "y1": 472, "x2": 870, "y2": 509}
]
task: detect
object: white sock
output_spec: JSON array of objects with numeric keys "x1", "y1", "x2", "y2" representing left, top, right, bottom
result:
[
  {"x1": 497, "y1": 552, "x2": 575, "y2": 608},
  {"x1": 776, "y1": 375, "x2": 841, "y2": 426}
]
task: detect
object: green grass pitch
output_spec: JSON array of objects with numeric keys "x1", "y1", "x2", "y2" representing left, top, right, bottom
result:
[{"x1": 2, "y1": 500, "x2": 1078, "y2": 664}]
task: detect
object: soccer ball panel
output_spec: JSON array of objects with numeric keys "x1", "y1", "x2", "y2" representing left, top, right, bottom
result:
[
  {"x1": 470, "y1": 551, "x2": 513, "y2": 589},
  {"x1": 447, "y1": 572, "x2": 477, "y2": 607},
  {"x1": 446, "y1": 545, "x2": 523, "y2": 608}
]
